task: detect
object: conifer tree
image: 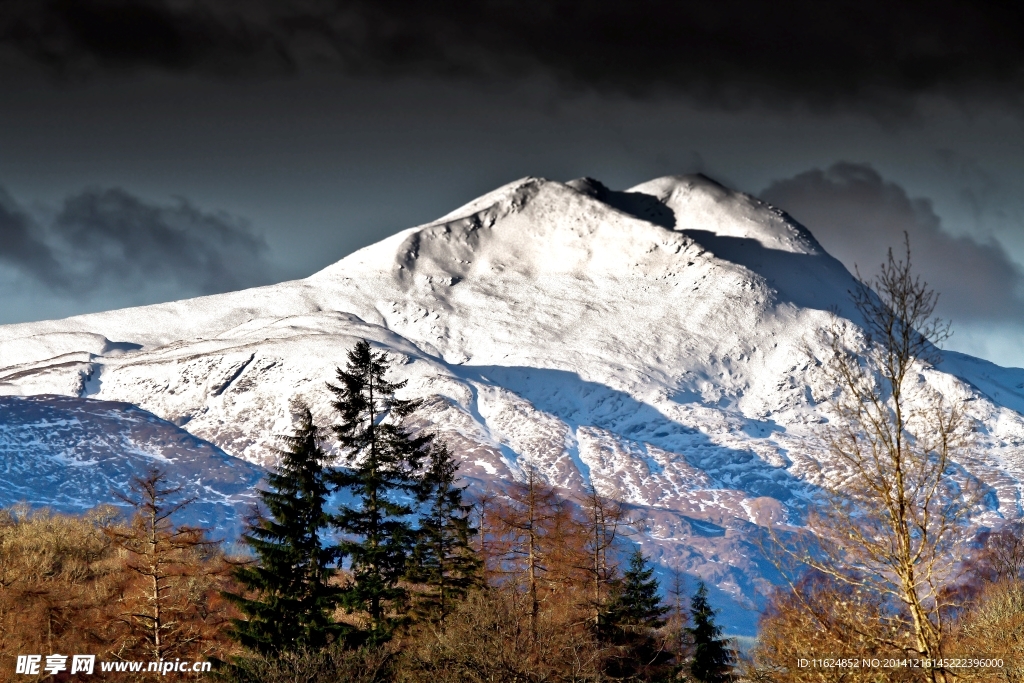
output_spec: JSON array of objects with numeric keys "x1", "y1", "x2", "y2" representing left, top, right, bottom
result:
[
  {"x1": 406, "y1": 441, "x2": 481, "y2": 622},
  {"x1": 329, "y1": 340, "x2": 430, "y2": 642},
  {"x1": 687, "y1": 581, "x2": 734, "y2": 683},
  {"x1": 602, "y1": 549, "x2": 672, "y2": 680},
  {"x1": 226, "y1": 407, "x2": 345, "y2": 655},
  {"x1": 608, "y1": 548, "x2": 669, "y2": 629}
]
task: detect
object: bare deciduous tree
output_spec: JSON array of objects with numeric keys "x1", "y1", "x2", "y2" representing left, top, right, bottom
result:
[
  {"x1": 951, "y1": 579, "x2": 1024, "y2": 682},
  {"x1": 575, "y1": 486, "x2": 631, "y2": 629},
  {"x1": 107, "y1": 468, "x2": 221, "y2": 663},
  {"x1": 977, "y1": 522, "x2": 1024, "y2": 584},
  {"x1": 783, "y1": 237, "x2": 979, "y2": 683},
  {"x1": 751, "y1": 572, "x2": 921, "y2": 683},
  {"x1": 486, "y1": 467, "x2": 568, "y2": 645}
]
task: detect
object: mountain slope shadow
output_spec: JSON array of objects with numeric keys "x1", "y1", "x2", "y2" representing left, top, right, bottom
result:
[
  {"x1": 566, "y1": 178, "x2": 676, "y2": 229},
  {"x1": 455, "y1": 364, "x2": 814, "y2": 505},
  {"x1": 0, "y1": 394, "x2": 264, "y2": 538},
  {"x1": 682, "y1": 230, "x2": 862, "y2": 319}
]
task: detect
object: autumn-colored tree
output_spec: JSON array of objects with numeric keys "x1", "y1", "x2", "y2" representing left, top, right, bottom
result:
[
  {"x1": 0, "y1": 505, "x2": 123, "y2": 681},
  {"x1": 750, "y1": 572, "x2": 921, "y2": 683},
  {"x1": 576, "y1": 487, "x2": 631, "y2": 629},
  {"x1": 0, "y1": 503, "x2": 236, "y2": 683},
  {"x1": 485, "y1": 467, "x2": 580, "y2": 644},
  {"x1": 949, "y1": 578, "x2": 1024, "y2": 682},
  {"x1": 473, "y1": 488, "x2": 499, "y2": 578},
  {"x1": 399, "y1": 584, "x2": 602, "y2": 683},
  {"x1": 223, "y1": 642, "x2": 393, "y2": 683},
  {"x1": 106, "y1": 469, "x2": 231, "y2": 667},
  {"x1": 665, "y1": 565, "x2": 692, "y2": 667}
]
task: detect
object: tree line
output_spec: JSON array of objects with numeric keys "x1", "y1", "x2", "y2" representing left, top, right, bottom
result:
[
  {"x1": 0, "y1": 339, "x2": 733, "y2": 682},
  {"x1": 225, "y1": 339, "x2": 734, "y2": 682}
]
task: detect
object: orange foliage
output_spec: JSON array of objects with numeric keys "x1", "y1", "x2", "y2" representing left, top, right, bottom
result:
[{"x1": 0, "y1": 503, "x2": 242, "y2": 682}]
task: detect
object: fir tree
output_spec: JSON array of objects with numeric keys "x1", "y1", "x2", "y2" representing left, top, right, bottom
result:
[
  {"x1": 602, "y1": 549, "x2": 672, "y2": 680},
  {"x1": 406, "y1": 440, "x2": 481, "y2": 622},
  {"x1": 608, "y1": 549, "x2": 670, "y2": 628},
  {"x1": 687, "y1": 581, "x2": 734, "y2": 683},
  {"x1": 329, "y1": 340, "x2": 430, "y2": 642},
  {"x1": 226, "y1": 407, "x2": 345, "y2": 655}
]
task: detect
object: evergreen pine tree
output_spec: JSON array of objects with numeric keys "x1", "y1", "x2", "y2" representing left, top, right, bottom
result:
[
  {"x1": 225, "y1": 407, "x2": 345, "y2": 655},
  {"x1": 687, "y1": 581, "x2": 734, "y2": 683},
  {"x1": 406, "y1": 441, "x2": 481, "y2": 622},
  {"x1": 609, "y1": 549, "x2": 670, "y2": 628},
  {"x1": 602, "y1": 549, "x2": 672, "y2": 680},
  {"x1": 329, "y1": 340, "x2": 430, "y2": 642}
]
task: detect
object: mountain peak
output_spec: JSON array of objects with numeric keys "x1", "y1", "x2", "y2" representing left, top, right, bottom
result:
[
  {"x1": 313, "y1": 173, "x2": 853, "y2": 329},
  {"x1": 317, "y1": 174, "x2": 698, "y2": 285},
  {"x1": 320, "y1": 173, "x2": 830, "y2": 288},
  {"x1": 627, "y1": 174, "x2": 825, "y2": 256}
]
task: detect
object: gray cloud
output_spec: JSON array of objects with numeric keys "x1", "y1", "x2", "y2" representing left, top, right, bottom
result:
[
  {"x1": 2, "y1": 2, "x2": 1023, "y2": 113},
  {"x1": 761, "y1": 162, "x2": 1024, "y2": 324},
  {"x1": 0, "y1": 188, "x2": 66, "y2": 287},
  {"x1": 52, "y1": 188, "x2": 270, "y2": 294},
  {"x1": 0, "y1": 185, "x2": 272, "y2": 301}
]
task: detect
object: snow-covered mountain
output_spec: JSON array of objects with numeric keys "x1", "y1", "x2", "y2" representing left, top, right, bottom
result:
[
  {"x1": 0, "y1": 394, "x2": 264, "y2": 539},
  {"x1": 3, "y1": 174, "x2": 1024, "y2": 633}
]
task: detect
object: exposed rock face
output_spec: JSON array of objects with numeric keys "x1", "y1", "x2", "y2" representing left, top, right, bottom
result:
[{"x1": 3, "y1": 174, "x2": 1024, "y2": 632}]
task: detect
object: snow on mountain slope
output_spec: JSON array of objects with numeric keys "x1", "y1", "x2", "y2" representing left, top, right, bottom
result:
[
  {"x1": 0, "y1": 395, "x2": 264, "y2": 538},
  {"x1": 2, "y1": 173, "x2": 1024, "y2": 633}
]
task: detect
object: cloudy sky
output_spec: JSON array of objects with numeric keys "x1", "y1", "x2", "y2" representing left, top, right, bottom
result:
[{"x1": 2, "y1": 1, "x2": 1024, "y2": 366}]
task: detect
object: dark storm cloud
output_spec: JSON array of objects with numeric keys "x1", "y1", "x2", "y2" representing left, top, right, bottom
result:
[
  {"x1": 0, "y1": 188, "x2": 67, "y2": 287},
  {"x1": 761, "y1": 163, "x2": 1024, "y2": 324},
  {"x1": 52, "y1": 188, "x2": 271, "y2": 294},
  {"x1": 0, "y1": 185, "x2": 271, "y2": 297},
  {"x1": 0, "y1": 0, "x2": 290, "y2": 76},
  {"x1": 3, "y1": 1, "x2": 1024, "y2": 110}
]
